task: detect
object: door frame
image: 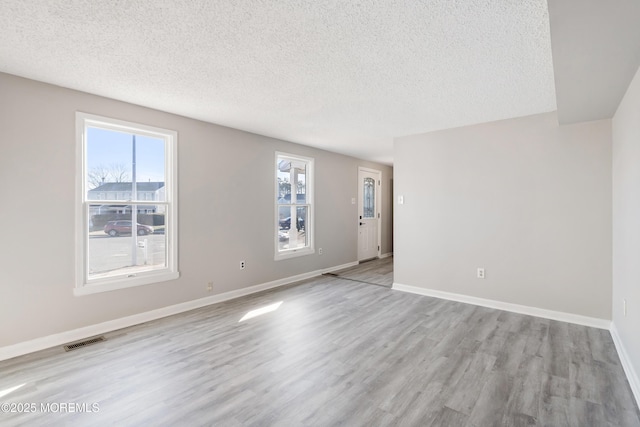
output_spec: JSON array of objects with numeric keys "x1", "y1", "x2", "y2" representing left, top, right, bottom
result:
[{"x1": 357, "y1": 166, "x2": 382, "y2": 261}]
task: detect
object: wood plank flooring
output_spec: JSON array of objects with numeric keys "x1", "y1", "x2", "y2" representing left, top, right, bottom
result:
[
  {"x1": 326, "y1": 257, "x2": 394, "y2": 287},
  {"x1": 1, "y1": 260, "x2": 638, "y2": 426}
]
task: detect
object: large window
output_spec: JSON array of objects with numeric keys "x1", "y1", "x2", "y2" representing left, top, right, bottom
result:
[
  {"x1": 76, "y1": 113, "x2": 178, "y2": 295},
  {"x1": 275, "y1": 152, "x2": 314, "y2": 260}
]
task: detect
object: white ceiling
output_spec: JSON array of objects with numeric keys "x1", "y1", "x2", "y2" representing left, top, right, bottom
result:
[
  {"x1": 0, "y1": 1, "x2": 558, "y2": 165},
  {"x1": 549, "y1": 0, "x2": 640, "y2": 125}
]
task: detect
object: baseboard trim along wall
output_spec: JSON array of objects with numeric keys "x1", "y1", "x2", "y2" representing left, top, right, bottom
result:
[
  {"x1": 380, "y1": 252, "x2": 393, "y2": 259},
  {"x1": 610, "y1": 323, "x2": 640, "y2": 409},
  {"x1": 391, "y1": 282, "x2": 611, "y2": 330},
  {"x1": 0, "y1": 261, "x2": 358, "y2": 362}
]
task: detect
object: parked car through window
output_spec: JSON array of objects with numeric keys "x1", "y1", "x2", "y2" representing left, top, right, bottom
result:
[{"x1": 104, "y1": 220, "x2": 154, "y2": 237}]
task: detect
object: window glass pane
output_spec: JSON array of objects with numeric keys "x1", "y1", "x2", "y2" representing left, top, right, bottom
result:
[
  {"x1": 278, "y1": 205, "x2": 307, "y2": 251},
  {"x1": 277, "y1": 159, "x2": 292, "y2": 204},
  {"x1": 292, "y1": 160, "x2": 306, "y2": 205},
  {"x1": 278, "y1": 205, "x2": 291, "y2": 231},
  {"x1": 86, "y1": 127, "x2": 166, "y2": 202},
  {"x1": 296, "y1": 206, "x2": 307, "y2": 233},
  {"x1": 88, "y1": 204, "x2": 167, "y2": 280},
  {"x1": 363, "y1": 177, "x2": 375, "y2": 218},
  {"x1": 276, "y1": 158, "x2": 306, "y2": 204},
  {"x1": 277, "y1": 176, "x2": 291, "y2": 204}
]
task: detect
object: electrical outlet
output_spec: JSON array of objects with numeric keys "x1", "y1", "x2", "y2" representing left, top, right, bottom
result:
[
  {"x1": 240, "y1": 260, "x2": 246, "y2": 270},
  {"x1": 319, "y1": 248, "x2": 323, "y2": 255},
  {"x1": 477, "y1": 268, "x2": 485, "y2": 279},
  {"x1": 207, "y1": 282, "x2": 213, "y2": 292}
]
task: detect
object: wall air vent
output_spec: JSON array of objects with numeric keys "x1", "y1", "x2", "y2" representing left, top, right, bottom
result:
[{"x1": 63, "y1": 336, "x2": 106, "y2": 352}]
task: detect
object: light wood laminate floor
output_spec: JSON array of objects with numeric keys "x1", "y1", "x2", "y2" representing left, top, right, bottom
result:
[
  {"x1": 1, "y1": 261, "x2": 638, "y2": 426},
  {"x1": 326, "y1": 257, "x2": 394, "y2": 288}
]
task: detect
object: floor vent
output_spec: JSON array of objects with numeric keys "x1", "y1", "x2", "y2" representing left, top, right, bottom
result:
[{"x1": 63, "y1": 336, "x2": 106, "y2": 352}]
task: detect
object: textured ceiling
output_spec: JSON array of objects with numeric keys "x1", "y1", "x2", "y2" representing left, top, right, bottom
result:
[{"x1": 0, "y1": 1, "x2": 557, "y2": 164}]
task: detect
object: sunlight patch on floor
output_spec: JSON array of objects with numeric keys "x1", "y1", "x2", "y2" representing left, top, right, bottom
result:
[
  {"x1": 239, "y1": 301, "x2": 283, "y2": 322},
  {"x1": 0, "y1": 383, "x2": 26, "y2": 399}
]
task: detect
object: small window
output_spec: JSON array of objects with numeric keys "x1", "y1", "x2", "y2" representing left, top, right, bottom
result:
[
  {"x1": 76, "y1": 113, "x2": 178, "y2": 295},
  {"x1": 363, "y1": 177, "x2": 376, "y2": 218},
  {"x1": 275, "y1": 152, "x2": 314, "y2": 260}
]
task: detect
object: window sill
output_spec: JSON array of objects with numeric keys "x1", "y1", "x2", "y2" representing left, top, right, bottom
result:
[
  {"x1": 274, "y1": 247, "x2": 315, "y2": 261},
  {"x1": 74, "y1": 271, "x2": 179, "y2": 296}
]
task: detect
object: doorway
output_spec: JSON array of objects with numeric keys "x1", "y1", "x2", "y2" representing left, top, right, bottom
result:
[{"x1": 357, "y1": 167, "x2": 382, "y2": 261}]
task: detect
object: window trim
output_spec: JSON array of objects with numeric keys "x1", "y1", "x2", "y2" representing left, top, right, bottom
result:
[
  {"x1": 274, "y1": 152, "x2": 314, "y2": 261},
  {"x1": 75, "y1": 112, "x2": 179, "y2": 295}
]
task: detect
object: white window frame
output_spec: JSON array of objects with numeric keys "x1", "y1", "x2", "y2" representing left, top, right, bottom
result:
[
  {"x1": 75, "y1": 112, "x2": 179, "y2": 295},
  {"x1": 275, "y1": 152, "x2": 314, "y2": 260}
]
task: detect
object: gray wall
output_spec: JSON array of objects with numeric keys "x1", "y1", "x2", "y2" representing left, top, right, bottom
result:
[
  {"x1": 612, "y1": 65, "x2": 640, "y2": 385},
  {"x1": 0, "y1": 73, "x2": 392, "y2": 347},
  {"x1": 394, "y1": 112, "x2": 612, "y2": 319}
]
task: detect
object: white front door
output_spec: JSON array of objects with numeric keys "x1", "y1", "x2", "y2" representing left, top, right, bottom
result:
[{"x1": 358, "y1": 167, "x2": 381, "y2": 261}]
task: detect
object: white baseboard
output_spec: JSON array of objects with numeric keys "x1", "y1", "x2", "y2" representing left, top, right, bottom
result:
[
  {"x1": 380, "y1": 252, "x2": 393, "y2": 259},
  {"x1": 392, "y1": 282, "x2": 611, "y2": 330},
  {"x1": 0, "y1": 261, "x2": 358, "y2": 362},
  {"x1": 610, "y1": 323, "x2": 640, "y2": 409}
]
